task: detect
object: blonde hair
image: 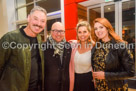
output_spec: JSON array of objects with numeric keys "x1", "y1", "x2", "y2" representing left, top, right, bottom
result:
[{"x1": 76, "y1": 21, "x2": 92, "y2": 43}]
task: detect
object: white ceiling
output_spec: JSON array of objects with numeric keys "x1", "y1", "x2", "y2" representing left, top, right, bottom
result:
[
  {"x1": 79, "y1": 0, "x2": 106, "y2": 7},
  {"x1": 79, "y1": 0, "x2": 135, "y2": 13}
]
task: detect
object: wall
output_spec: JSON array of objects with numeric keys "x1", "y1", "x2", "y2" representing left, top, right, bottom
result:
[
  {"x1": 78, "y1": 4, "x2": 87, "y2": 21},
  {"x1": 6, "y1": 0, "x2": 16, "y2": 31},
  {"x1": 0, "y1": 0, "x2": 16, "y2": 38},
  {"x1": 64, "y1": 0, "x2": 87, "y2": 41},
  {"x1": 0, "y1": 0, "x2": 8, "y2": 38}
]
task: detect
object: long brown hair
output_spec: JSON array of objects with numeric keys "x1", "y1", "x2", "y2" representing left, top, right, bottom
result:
[{"x1": 91, "y1": 18, "x2": 124, "y2": 43}]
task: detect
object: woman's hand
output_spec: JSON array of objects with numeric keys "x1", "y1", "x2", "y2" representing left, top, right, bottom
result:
[{"x1": 93, "y1": 71, "x2": 105, "y2": 79}]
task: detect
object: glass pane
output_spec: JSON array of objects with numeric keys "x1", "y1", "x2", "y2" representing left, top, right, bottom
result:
[
  {"x1": 104, "y1": 4, "x2": 115, "y2": 28},
  {"x1": 16, "y1": 0, "x2": 33, "y2": 7},
  {"x1": 36, "y1": 0, "x2": 60, "y2": 13},
  {"x1": 17, "y1": 7, "x2": 27, "y2": 20},
  {"x1": 89, "y1": 7, "x2": 101, "y2": 26},
  {"x1": 122, "y1": 0, "x2": 135, "y2": 60},
  {"x1": 122, "y1": 1, "x2": 135, "y2": 43},
  {"x1": 17, "y1": 5, "x2": 34, "y2": 20},
  {"x1": 47, "y1": 18, "x2": 61, "y2": 31}
]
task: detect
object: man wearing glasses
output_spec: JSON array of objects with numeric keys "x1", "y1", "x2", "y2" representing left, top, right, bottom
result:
[{"x1": 44, "y1": 22, "x2": 72, "y2": 91}]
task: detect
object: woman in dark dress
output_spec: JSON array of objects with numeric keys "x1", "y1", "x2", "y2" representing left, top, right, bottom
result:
[{"x1": 91, "y1": 18, "x2": 135, "y2": 91}]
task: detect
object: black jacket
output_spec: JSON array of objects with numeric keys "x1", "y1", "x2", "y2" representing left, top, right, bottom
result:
[
  {"x1": 44, "y1": 40, "x2": 72, "y2": 91},
  {"x1": 91, "y1": 39, "x2": 135, "y2": 88}
]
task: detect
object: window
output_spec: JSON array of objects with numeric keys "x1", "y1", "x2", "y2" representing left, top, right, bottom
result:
[
  {"x1": 15, "y1": 0, "x2": 63, "y2": 41},
  {"x1": 36, "y1": 0, "x2": 60, "y2": 13}
]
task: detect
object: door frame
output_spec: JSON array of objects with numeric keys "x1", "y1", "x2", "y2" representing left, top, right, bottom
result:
[{"x1": 87, "y1": 0, "x2": 131, "y2": 38}]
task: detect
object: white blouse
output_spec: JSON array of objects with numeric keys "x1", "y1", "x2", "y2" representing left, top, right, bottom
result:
[{"x1": 74, "y1": 50, "x2": 92, "y2": 74}]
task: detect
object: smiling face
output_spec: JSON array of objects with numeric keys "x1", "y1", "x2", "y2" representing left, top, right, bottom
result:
[
  {"x1": 94, "y1": 22, "x2": 109, "y2": 41},
  {"x1": 77, "y1": 26, "x2": 90, "y2": 43},
  {"x1": 27, "y1": 10, "x2": 47, "y2": 36},
  {"x1": 51, "y1": 22, "x2": 65, "y2": 43}
]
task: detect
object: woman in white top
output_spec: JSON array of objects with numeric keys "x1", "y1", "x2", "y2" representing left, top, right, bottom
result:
[{"x1": 69, "y1": 21, "x2": 95, "y2": 91}]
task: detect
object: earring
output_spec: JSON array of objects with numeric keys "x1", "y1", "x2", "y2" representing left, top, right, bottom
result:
[
  {"x1": 77, "y1": 39, "x2": 80, "y2": 43},
  {"x1": 87, "y1": 38, "x2": 91, "y2": 43}
]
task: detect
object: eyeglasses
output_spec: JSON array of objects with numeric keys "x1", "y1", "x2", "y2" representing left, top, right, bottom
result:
[{"x1": 52, "y1": 29, "x2": 65, "y2": 34}]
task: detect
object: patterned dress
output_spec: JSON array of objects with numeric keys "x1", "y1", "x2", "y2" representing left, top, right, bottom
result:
[{"x1": 92, "y1": 41, "x2": 128, "y2": 91}]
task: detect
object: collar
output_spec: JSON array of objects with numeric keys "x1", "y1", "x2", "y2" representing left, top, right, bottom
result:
[{"x1": 20, "y1": 26, "x2": 37, "y2": 40}]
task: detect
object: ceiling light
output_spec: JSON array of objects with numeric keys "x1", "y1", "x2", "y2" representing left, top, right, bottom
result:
[{"x1": 108, "y1": 8, "x2": 111, "y2": 10}]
